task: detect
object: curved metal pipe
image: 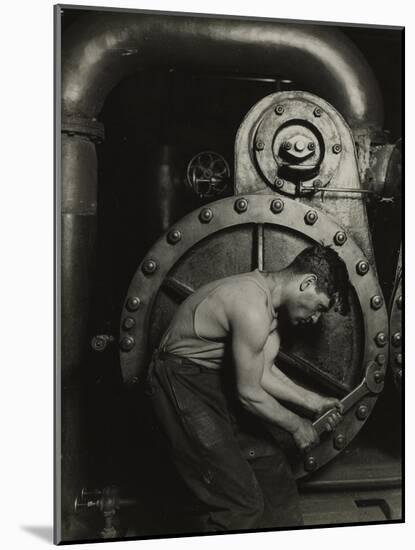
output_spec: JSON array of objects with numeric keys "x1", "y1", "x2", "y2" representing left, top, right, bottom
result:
[{"x1": 62, "y1": 12, "x2": 383, "y2": 128}]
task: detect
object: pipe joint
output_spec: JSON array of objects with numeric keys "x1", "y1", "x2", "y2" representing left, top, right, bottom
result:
[{"x1": 62, "y1": 115, "x2": 105, "y2": 144}]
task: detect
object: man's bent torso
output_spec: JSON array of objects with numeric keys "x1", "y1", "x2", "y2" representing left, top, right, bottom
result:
[{"x1": 159, "y1": 269, "x2": 279, "y2": 368}]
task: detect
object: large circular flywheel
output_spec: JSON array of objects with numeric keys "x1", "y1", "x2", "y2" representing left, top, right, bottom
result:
[{"x1": 120, "y1": 194, "x2": 389, "y2": 477}]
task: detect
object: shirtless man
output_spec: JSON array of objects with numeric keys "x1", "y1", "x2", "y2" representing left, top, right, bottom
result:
[{"x1": 146, "y1": 244, "x2": 349, "y2": 532}]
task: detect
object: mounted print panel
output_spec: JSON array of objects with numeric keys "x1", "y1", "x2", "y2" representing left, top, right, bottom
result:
[{"x1": 55, "y1": 4, "x2": 404, "y2": 544}]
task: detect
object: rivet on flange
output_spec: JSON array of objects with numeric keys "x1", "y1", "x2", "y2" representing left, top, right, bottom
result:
[
  {"x1": 126, "y1": 296, "x2": 141, "y2": 311},
  {"x1": 392, "y1": 332, "x2": 401, "y2": 347},
  {"x1": 142, "y1": 259, "x2": 157, "y2": 275},
  {"x1": 376, "y1": 354, "x2": 386, "y2": 366},
  {"x1": 370, "y1": 295, "x2": 383, "y2": 310},
  {"x1": 119, "y1": 336, "x2": 135, "y2": 352},
  {"x1": 305, "y1": 210, "x2": 318, "y2": 225},
  {"x1": 334, "y1": 231, "x2": 347, "y2": 246},
  {"x1": 304, "y1": 456, "x2": 318, "y2": 472},
  {"x1": 123, "y1": 317, "x2": 136, "y2": 330},
  {"x1": 375, "y1": 332, "x2": 387, "y2": 347},
  {"x1": 334, "y1": 434, "x2": 346, "y2": 450},
  {"x1": 199, "y1": 208, "x2": 213, "y2": 223},
  {"x1": 167, "y1": 229, "x2": 182, "y2": 244},
  {"x1": 356, "y1": 404, "x2": 369, "y2": 420},
  {"x1": 234, "y1": 198, "x2": 248, "y2": 213},
  {"x1": 356, "y1": 260, "x2": 369, "y2": 276},
  {"x1": 270, "y1": 199, "x2": 284, "y2": 214}
]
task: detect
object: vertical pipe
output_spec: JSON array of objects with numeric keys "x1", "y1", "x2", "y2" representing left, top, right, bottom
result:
[{"x1": 60, "y1": 132, "x2": 98, "y2": 539}]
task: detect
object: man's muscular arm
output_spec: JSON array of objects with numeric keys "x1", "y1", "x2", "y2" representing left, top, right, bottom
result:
[
  {"x1": 262, "y1": 363, "x2": 344, "y2": 424},
  {"x1": 229, "y1": 291, "x2": 318, "y2": 451}
]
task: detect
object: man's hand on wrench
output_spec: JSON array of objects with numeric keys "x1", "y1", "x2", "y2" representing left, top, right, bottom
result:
[
  {"x1": 294, "y1": 396, "x2": 344, "y2": 453},
  {"x1": 312, "y1": 395, "x2": 344, "y2": 432}
]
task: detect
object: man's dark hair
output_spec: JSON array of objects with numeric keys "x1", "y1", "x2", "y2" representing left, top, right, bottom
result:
[{"x1": 288, "y1": 244, "x2": 350, "y2": 315}]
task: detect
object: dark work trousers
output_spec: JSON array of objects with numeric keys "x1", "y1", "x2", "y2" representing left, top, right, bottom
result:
[{"x1": 146, "y1": 350, "x2": 303, "y2": 533}]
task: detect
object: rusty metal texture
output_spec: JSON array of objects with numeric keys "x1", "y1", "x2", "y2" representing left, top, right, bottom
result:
[
  {"x1": 62, "y1": 13, "x2": 382, "y2": 128},
  {"x1": 120, "y1": 193, "x2": 388, "y2": 477},
  {"x1": 235, "y1": 91, "x2": 376, "y2": 265}
]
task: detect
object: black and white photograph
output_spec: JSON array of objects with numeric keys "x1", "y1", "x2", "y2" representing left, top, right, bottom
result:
[
  {"x1": 3, "y1": 1, "x2": 412, "y2": 549},
  {"x1": 54, "y1": 3, "x2": 404, "y2": 544}
]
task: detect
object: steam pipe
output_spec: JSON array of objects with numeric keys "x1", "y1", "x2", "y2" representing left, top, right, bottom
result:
[{"x1": 62, "y1": 12, "x2": 383, "y2": 128}]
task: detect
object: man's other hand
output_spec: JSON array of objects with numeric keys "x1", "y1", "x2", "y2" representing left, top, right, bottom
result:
[{"x1": 292, "y1": 418, "x2": 319, "y2": 452}]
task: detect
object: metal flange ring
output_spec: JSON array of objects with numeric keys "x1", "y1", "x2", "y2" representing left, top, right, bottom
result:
[
  {"x1": 389, "y1": 265, "x2": 403, "y2": 390},
  {"x1": 120, "y1": 193, "x2": 388, "y2": 478}
]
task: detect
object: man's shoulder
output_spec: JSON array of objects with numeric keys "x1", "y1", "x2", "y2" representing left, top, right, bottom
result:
[
  {"x1": 231, "y1": 274, "x2": 268, "y2": 298},
  {"x1": 223, "y1": 277, "x2": 269, "y2": 323}
]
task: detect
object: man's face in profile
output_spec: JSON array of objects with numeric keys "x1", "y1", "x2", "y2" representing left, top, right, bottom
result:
[{"x1": 286, "y1": 276, "x2": 331, "y2": 327}]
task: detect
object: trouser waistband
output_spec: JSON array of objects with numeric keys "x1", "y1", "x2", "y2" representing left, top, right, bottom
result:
[{"x1": 152, "y1": 349, "x2": 221, "y2": 373}]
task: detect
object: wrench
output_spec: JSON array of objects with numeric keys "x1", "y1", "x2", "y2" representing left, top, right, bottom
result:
[{"x1": 312, "y1": 360, "x2": 385, "y2": 437}]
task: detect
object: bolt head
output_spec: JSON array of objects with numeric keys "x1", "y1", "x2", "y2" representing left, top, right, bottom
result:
[
  {"x1": 332, "y1": 144, "x2": 342, "y2": 154},
  {"x1": 392, "y1": 332, "x2": 401, "y2": 347},
  {"x1": 275, "y1": 104, "x2": 285, "y2": 115},
  {"x1": 375, "y1": 332, "x2": 387, "y2": 347},
  {"x1": 120, "y1": 336, "x2": 135, "y2": 352},
  {"x1": 334, "y1": 231, "x2": 347, "y2": 246},
  {"x1": 167, "y1": 229, "x2": 182, "y2": 244},
  {"x1": 256, "y1": 139, "x2": 265, "y2": 151},
  {"x1": 356, "y1": 260, "x2": 369, "y2": 276},
  {"x1": 123, "y1": 317, "x2": 136, "y2": 330},
  {"x1": 199, "y1": 208, "x2": 213, "y2": 223},
  {"x1": 313, "y1": 107, "x2": 322, "y2": 117},
  {"x1": 282, "y1": 141, "x2": 292, "y2": 151},
  {"x1": 313, "y1": 179, "x2": 323, "y2": 189},
  {"x1": 91, "y1": 336, "x2": 107, "y2": 352},
  {"x1": 295, "y1": 140, "x2": 305, "y2": 152},
  {"x1": 273, "y1": 178, "x2": 284, "y2": 189},
  {"x1": 270, "y1": 199, "x2": 284, "y2": 214},
  {"x1": 334, "y1": 434, "x2": 346, "y2": 450},
  {"x1": 304, "y1": 456, "x2": 318, "y2": 472},
  {"x1": 356, "y1": 404, "x2": 369, "y2": 420},
  {"x1": 397, "y1": 295, "x2": 402, "y2": 310},
  {"x1": 305, "y1": 210, "x2": 318, "y2": 225},
  {"x1": 235, "y1": 198, "x2": 248, "y2": 213},
  {"x1": 370, "y1": 295, "x2": 383, "y2": 310},
  {"x1": 126, "y1": 296, "x2": 141, "y2": 311},
  {"x1": 395, "y1": 353, "x2": 402, "y2": 365},
  {"x1": 142, "y1": 259, "x2": 157, "y2": 275},
  {"x1": 308, "y1": 142, "x2": 316, "y2": 151}
]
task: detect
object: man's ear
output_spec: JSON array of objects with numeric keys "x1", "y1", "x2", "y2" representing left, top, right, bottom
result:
[{"x1": 299, "y1": 273, "x2": 317, "y2": 292}]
